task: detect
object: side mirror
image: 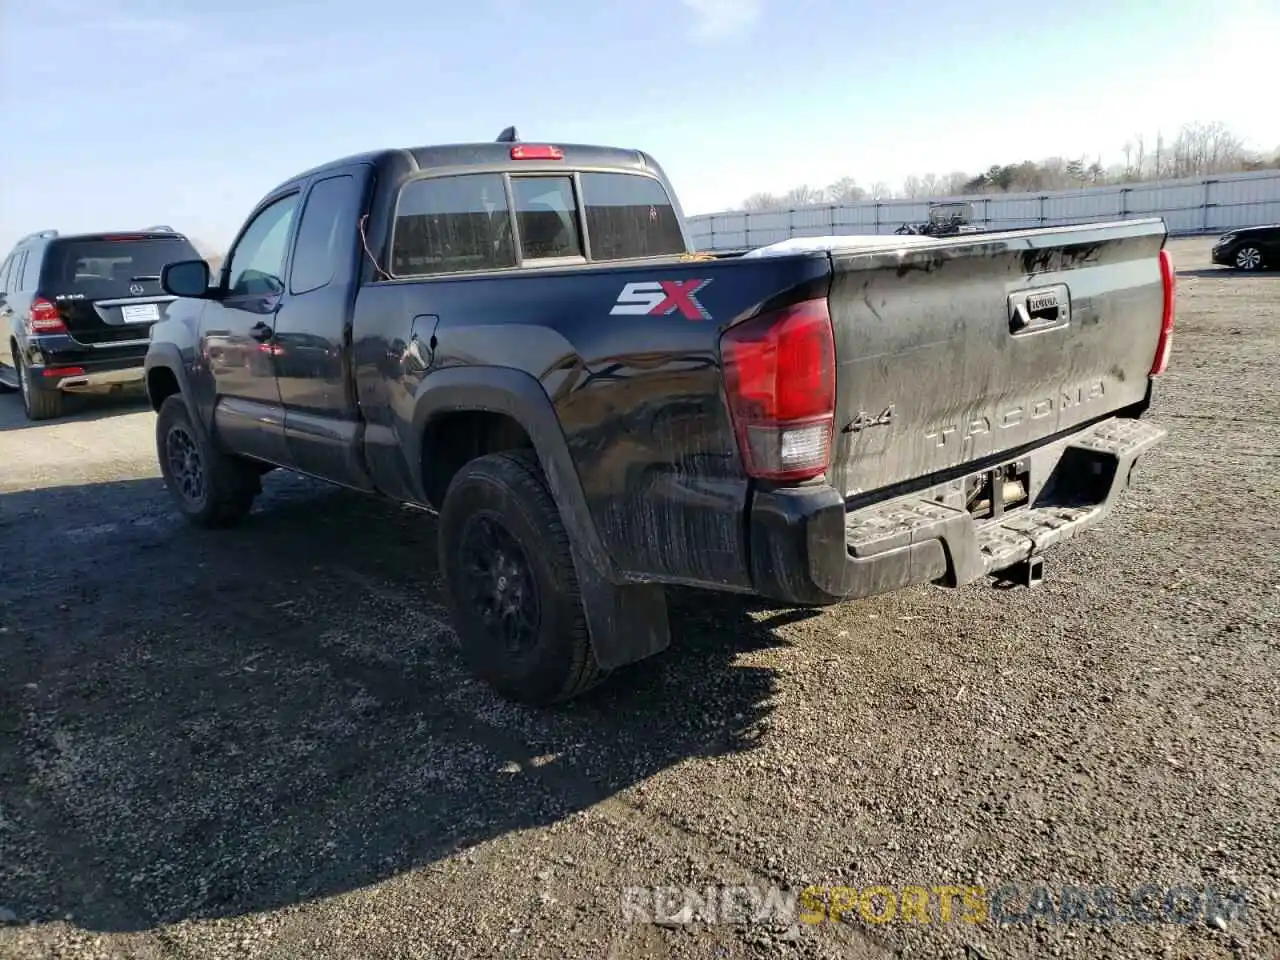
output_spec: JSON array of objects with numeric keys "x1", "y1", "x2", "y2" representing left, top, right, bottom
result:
[{"x1": 161, "y1": 259, "x2": 213, "y2": 298}]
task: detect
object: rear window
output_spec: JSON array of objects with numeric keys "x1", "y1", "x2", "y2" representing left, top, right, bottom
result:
[
  {"x1": 392, "y1": 174, "x2": 516, "y2": 277},
  {"x1": 41, "y1": 236, "x2": 200, "y2": 297},
  {"x1": 390, "y1": 170, "x2": 686, "y2": 279},
  {"x1": 580, "y1": 172, "x2": 685, "y2": 261},
  {"x1": 511, "y1": 176, "x2": 584, "y2": 260}
]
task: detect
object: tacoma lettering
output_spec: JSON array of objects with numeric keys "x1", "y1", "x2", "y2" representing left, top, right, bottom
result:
[{"x1": 925, "y1": 381, "x2": 1107, "y2": 447}]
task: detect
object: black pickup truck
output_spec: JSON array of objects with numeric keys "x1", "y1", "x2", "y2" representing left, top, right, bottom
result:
[{"x1": 145, "y1": 131, "x2": 1176, "y2": 705}]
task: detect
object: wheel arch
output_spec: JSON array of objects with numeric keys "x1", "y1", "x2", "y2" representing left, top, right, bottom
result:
[
  {"x1": 410, "y1": 365, "x2": 615, "y2": 580},
  {"x1": 143, "y1": 344, "x2": 207, "y2": 437},
  {"x1": 410, "y1": 366, "x2": 671, "y2": 672}
]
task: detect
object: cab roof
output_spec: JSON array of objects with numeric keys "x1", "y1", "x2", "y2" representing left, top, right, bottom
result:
[{"x1": 284, "y1": 140, "x2": 657, "y2": 186}]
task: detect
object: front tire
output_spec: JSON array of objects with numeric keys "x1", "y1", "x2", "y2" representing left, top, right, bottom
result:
[
  {"x1": 156, "y1": 395, "x2": 260, "y2": 528},
  {"x1": 1234, "y1": 245, "x2": 1264, "y2": 271},
  {"x1": 439, "y1": 450, "x2": 602, "y2": 706}
]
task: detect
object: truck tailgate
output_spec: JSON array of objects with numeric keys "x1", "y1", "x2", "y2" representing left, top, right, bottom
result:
[{"x1": 825, "y1": 218, "x2": 1168, "y2": 499}]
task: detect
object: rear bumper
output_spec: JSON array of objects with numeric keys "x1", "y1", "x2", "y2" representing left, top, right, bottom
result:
[
  {"x1": 22, "y1": 333, "x2": 147, "y2": 393},
  {"x1": 748, "y1": 416, "x2": 1166, "y2": 605},
  {"x1": 43, "y1": 365, "x2": 145, "y2": 392}
]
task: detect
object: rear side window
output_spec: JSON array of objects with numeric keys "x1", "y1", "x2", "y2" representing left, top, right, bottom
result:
[
  {"x1": 290, "y1": 174, "x2": 357, "y2": 295},
  {"x1": 22, "y1": 250, "x2": 40, "y2": 290},
  {"x1": 2, "y1": 252, "x2": 26, "y2": 292},
  {"x1": 40, "y1": 237, "x2": 200, "y2": 298},
  {"x1": 511, "y1": 176, "x2": 583, "y2": 260},
  {"x1": 392, "y1": 174, "x2": 515, "y2": 277},
  {"x1": 580, "y1": 173, "x2": 685, "y2": 261}
]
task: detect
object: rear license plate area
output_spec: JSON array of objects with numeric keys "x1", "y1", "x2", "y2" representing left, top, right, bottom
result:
[{"x1": 121, "y1": 303, "x2": 160, "y2": 324}]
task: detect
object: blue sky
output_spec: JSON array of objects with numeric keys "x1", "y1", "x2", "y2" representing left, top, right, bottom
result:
[{"x1": 2, "y1": 0, "x2": 1277, "y2": 253}]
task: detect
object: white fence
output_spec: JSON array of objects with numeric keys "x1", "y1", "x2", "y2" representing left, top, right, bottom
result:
[{"x1": 685, "y1": 169, "x2": 1280, "y2": 251}]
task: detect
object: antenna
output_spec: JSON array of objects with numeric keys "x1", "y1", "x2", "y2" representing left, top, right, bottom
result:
[{"x1": 495, "y1": 126, "x2": 519, "y2": 143}]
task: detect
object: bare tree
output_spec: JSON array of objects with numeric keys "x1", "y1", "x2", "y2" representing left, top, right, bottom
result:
[
  {"x1": 941, "y1": 171, "x2": 969, "y2": 196},
  {"x1": 736, "y1": 121, "x2": 1266, "y2": 209},
  {"x1": 783, "y1": 184, "x2": 825, "y2": 207},
  {"x1": 1121, "y1": 135, "x2": 1148, "y2": 181},
  {"x1": 912, "y1": 173, "x2": 943, "y2": 197},
  {"x1": 824, "y1": 177, "x2": 866, "y2": 204},
  {"x1": 1037, "y1": 157, "x2": 1071, "y2": 190},
  {"x1": 1168, "y1": 121, "x2": 1247, "y2": 178},
  {"x1": 742, "y1": 192, "x2": 782, "y2": 211}
]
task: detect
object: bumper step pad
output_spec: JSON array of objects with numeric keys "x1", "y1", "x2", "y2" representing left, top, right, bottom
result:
[{"x1": 842, "y1": 417, "x2": 1166, "y2": 587}]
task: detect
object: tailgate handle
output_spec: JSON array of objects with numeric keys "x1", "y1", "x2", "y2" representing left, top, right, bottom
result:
[
  {"x1": 1008, "y1": 284, "x2": 1070, "y2": 335},
  {"x1": 1027, "y1": 301, "x2": 1060, "y2": 323}
]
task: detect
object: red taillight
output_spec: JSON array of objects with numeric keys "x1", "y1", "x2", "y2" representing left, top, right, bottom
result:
[
  {"x1": 28, "y1": 297, "x2": 67, "y2": 334},
  {"x1": 510, "y1": 144, "x2": 563, "y2": 160},
  {"x1": 102, "y1": 234, "x2": 146, "y2": 241},
  {"x1": 1150, "y1": 248, "x2": 1176, "y2": 376},
  {"x1": 720, "y1": 297, "x2": 836, "y2": 481},
  {"x1": 42, "y1": 366, "x2": 84, "y2": 378}
]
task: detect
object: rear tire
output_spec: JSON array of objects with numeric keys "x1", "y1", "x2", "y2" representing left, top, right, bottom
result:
[
  {"x1": 16, "y1": 354, "x2": 63, "y2": 421},
  {"x1": 439, "y1": 450, "x2": 602, "y2": 706},
  {"x1": 156, "y1": 395, "x2": 260, "y2": 528}
]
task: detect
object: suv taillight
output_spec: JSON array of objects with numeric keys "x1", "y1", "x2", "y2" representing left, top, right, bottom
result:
[
  {"x1": 720, "y1": 297, "x2": 836, "y2": 481},
  {"x1": 1150, "y1": 248, "x2": 1176, "y2": 376},
  {"x1": 28, "y1": 297, "x2": 67, "y2": 335}
]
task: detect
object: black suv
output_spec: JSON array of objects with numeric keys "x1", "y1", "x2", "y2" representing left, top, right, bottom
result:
[
  {"x1": 0, "y1": 227, "x2": 203, "y2": 420},
  {"x1": 1211, "y1": 224, "x2": 1279, "y2": 272}
]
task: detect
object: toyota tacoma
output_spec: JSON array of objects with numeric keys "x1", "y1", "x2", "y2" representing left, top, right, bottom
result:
[{"x1": 144, "y1": 129, "x2": 1176, "y2": 705}]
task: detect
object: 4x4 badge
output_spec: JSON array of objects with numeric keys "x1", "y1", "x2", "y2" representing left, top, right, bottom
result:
[{"x1": 843, "y1": 405, "x2": 894, "y2": 433}]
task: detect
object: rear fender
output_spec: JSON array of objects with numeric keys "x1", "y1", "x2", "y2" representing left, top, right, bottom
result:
[{"x1": 410, "y1": 366, "x2": 671, "y2": 671}]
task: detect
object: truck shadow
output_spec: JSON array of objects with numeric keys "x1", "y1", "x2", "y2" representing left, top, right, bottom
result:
[{"x1": 0, "y1": 473, "x2": 815, "y2": 932}]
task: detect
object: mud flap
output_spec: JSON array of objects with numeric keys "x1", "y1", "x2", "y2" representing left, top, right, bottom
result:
[{"x1": 569, "y1": 546, "x2": 671, "y2": 671}]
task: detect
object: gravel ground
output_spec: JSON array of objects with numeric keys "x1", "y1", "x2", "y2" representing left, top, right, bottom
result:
[{"x1": 0, "y1": 237, "x2": 1276, "y2": 960}]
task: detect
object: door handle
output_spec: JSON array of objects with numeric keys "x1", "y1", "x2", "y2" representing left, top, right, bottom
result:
[{"x1": 249, "y1": 322, "x2": 273, "y2": 342}]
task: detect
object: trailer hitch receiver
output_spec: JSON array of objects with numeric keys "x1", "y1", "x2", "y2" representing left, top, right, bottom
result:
[{"x1": 994, "y1": 556, "x2": 1045, "y2": 589}]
